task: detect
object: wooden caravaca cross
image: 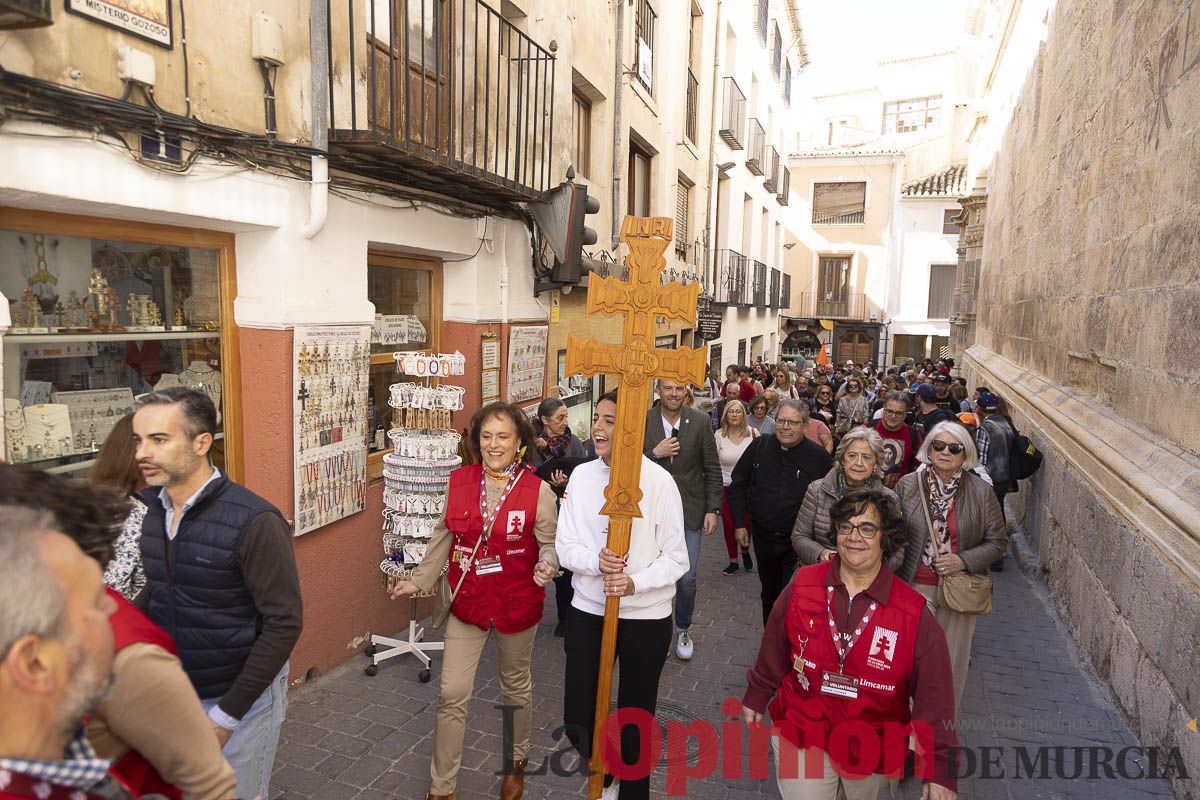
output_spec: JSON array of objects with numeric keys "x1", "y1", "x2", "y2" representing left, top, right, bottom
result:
[{"x1": 566, "y1": 215, "x2": 707, "y2": 798}]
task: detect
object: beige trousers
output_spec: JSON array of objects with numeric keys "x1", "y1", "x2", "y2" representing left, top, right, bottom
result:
[
  {"x1": 773, "y1": 739, "x2": 896, "y2": 800},
  {"x1": 430, "y1": 615, "x2": 538, "y2": 794},
  {"x1": 915, "y1": 582, "x2": 977, "y2": 712}
]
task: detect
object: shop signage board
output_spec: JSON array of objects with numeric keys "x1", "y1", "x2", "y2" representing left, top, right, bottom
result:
[
  {"x1": 293, "y1": 324, "x2": 370, "y2": 536},
  {"x1": 696, "y1": 307, "x2": 723, "y2": 341},
  {"x1": 505, "y1": 325, "x2": 548, "y2": 404}
]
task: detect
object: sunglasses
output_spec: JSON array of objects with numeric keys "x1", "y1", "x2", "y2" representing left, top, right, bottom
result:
[{"x1": 930, "y1": 440, "x2": 965, "y2": 454}]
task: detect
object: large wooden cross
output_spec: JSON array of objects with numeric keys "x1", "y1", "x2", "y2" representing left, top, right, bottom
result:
[{"x1": 566, "y1": 215, "x2": 707, "y2": 798}]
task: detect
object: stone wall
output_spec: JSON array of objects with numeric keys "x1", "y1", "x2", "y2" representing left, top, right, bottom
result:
[{"x1": 966, "y1": 0, "x2": 1200, "y2": 794}]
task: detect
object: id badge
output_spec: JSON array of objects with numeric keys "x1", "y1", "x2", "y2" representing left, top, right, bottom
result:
[
  {"x1": 475, "y1": 555, "x2": 504, "y2": 576},
  {"x1": 819, "y1": 670, "x2": 860, "y2": 700}
]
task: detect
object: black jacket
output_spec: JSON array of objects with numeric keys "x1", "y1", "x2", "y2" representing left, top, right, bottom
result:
[{"x1": 727, "y1": 434, "x2": 834, "y2": 535}]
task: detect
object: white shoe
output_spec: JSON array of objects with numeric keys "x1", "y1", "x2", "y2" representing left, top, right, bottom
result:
[
  {"x1": 601, "y1": 778, "x2": 620, "y2": 799},
  {"x1": 675, "y1": 629, "x2": 694, "y2": 661}
]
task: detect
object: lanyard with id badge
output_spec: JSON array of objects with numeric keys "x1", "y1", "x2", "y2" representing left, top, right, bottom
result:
[
  {"x1": 820, "y1": 585, "x2": 878, "y2": 700},
  {"x1": 472, "y1": 467, "x2": 524, "y2": 577}
]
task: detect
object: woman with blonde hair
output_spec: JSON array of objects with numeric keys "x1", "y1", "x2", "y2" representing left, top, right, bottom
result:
[{"x1": 715, "y1": 400, "x2": 756, "y2": 575}]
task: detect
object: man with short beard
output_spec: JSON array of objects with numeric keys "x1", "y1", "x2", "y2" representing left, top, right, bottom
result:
[
  {"x1": 133, "y1": 387, "x2": 302, "y2": 800},
  {"x1": 0, "y1": 508, "x2": 127, "y2": 799}
]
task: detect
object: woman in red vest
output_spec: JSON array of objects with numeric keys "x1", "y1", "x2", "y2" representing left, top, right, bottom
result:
[
  {"x1": 742, "y1": 488, "x2": 959, "y2": 800},
  {"x1": 391, "y1": 402, "x2": 559, "y2": 800}
]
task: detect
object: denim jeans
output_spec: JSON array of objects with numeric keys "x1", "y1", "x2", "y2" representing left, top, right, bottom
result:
[
  {"x1": 203, "y1": 662, "x2": 289, "y2": 800},
  {"x1": 673, "y1": 526, "x2": 703, "y2": 631}
]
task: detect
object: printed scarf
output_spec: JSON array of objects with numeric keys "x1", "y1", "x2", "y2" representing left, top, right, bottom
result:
[{"x1": 921, "y1": 464, "x2": 962, "y2": 566}]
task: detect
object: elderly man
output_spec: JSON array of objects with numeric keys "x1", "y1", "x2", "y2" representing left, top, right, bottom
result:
[
  {"x1": 729, "y1": 399, "x2": 834, "y2": 623},
  {"x1": 0, "y1": 507, "x2": 128, "y2": 800}
]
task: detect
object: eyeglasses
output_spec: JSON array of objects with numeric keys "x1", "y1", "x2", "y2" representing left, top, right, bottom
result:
[
  {"x1": 775, "y1": 418, "x2": 803, "y2": 428},
  {"x1": 835, "y1": 521, "x2": 880, "y2": 539},
  {"x1": 883, "y1": 409, "x2": 906, "y2": 417},
  {"x1": 930, "y1": 440, "x2": 965, "y2": 454}
]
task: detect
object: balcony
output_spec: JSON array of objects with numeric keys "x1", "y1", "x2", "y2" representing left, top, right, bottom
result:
[
  {"x1": 778, "y1": 168, "x2": 790, "y2": 205},
  {"x1": 813, "y1": 209, "x2": 865, "y2": 224},
  {"x1": 326, "y1": 0, "x2": 556, "y2": 208},
  {"x1": 769, "y1": 268, "x2": 781, "y2": 309},
  {"x1": 752, "y1": 260, "x2": 768, "y2": 307},
  {"x1": 795, "y1": 293, "x2": 881, "y2": 322},
  {"x1": 763, "y1": 146, "x2": 780, "y2": 193},
  {"x1": 754, "y1": 0, "x2": 768, "y2": 45},
  {"x1": 718, "y1": 77, "x2": 746, "y2": 149},
  {"x1": 745, "y1": 119, "x2": 765, "y2": 176},
  {"x1": 684, "y1": 68, "x2": 699, "y2": 143},
  {"x1": 713, "y1": 249, "x2": 748, "y2": 306}
]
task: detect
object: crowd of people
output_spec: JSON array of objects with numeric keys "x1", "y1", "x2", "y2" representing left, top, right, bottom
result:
[{"x1": 0, "y1": 352, "x2": 1025, "y2": 800}]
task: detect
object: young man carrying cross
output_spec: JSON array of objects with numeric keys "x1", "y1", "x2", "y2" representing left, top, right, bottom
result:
[{"x1": 556, "y1": 390, "x2": 690, "y2": 800}]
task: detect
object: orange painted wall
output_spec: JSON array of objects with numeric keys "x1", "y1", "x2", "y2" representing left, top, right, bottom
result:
[{"x1": 237, "y1": 320, "x2": 548, "y2": 682}]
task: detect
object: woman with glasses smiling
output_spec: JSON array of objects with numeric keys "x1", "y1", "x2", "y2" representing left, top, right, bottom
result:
[{"x1": 896, "y1": 421, "x2": 1007, "y2": 711}]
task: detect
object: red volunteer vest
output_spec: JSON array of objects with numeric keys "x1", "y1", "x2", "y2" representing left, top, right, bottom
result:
[
  {"x1": 0, "y1": 772, "x2": 133, "y2": 800},
  {"x1": 443, "y1": 464, "x2": 545, "y2": 634},
  {"x1": 104, "y1": 589, "x2": 184, "y2": 800},
  {"x1": 769, "y1": 561, "x2": 925, "y2": 777}
]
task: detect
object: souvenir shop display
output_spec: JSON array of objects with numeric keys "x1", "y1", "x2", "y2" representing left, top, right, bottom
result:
[
  {"x1": 505, "y1": 325, "x2": 548, "y2": 404},
  {"x1": 364, "y1": 350, "x2": 466, "y2": 680},
  {"x1": 179, "y1": 361, "x2": 223, "y2": 423},
  {"x1": 4, "y1": 398, "x2": 26, "y2": 463},
  {"x1": 50, "y1": 388, "x2": 136, "y2": 454},
  {"x1": 292, "y1": 325, "x2": 371, "y2": 536},
  {"x1": 21, "y1": 403, "x2": 73, "y2": 461}
]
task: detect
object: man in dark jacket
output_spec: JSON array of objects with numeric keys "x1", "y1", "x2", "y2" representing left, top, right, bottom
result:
[
  {"x1": 133, "y1": 387, "x2": 302, "y2": 800},
  {"x1": 644, "y1": 378, "x2": 723, "y2": 662},
  {"x1": 975, "y1": 391, "x2": 1016, "y2": 570},
  {"x1": 728, "y1": 399, "x2": 833, "y2": 623},
  {"x1": 912, "y1": 383, "x2": 956, "y2": 438}
]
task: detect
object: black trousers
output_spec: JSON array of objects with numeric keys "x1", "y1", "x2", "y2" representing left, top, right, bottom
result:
[
  {"x1": 751, "y1": 529, "x2": 798, "y2": 625},
  {"x1": 563, "y1": 609, "x2": 672, "y2": 800},
  {"x1": 992, "y1": 479, "x2": 1012, "y2": 521},
  {"x1": 554, "y1": 569, "x2": 575, "y2": 623}
]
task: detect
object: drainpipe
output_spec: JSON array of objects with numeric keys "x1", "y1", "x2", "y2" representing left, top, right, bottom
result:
[
  {"x1": 302, "y1": 0, "x2": 330, "y2": 239},
  {"x1": 610, "y1": 0, "x2": 626, "y2": 250},
  {"x1": 703, "y1": 0, "x2": 723, "y2": 292}
]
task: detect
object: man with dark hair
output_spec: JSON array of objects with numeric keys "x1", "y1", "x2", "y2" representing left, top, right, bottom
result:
[
  {"x1": 976, "y1": 391, "x2": 1016, "y2": 572},
  {"x1": 729, "y1": 399, "x2": 834, "y2": 623},
  {"x1": 931, "y1": 373, "x2": 956, "y2": 413},
  {"x1": 912, "y1": 384, "x2": 956, "y2": 438},
  {"x1": 0, "y1": 507, "x2": 127, "y2": 799},
  {"x1": 133, "y1": 387, "x2": 302, "y2": 800}
]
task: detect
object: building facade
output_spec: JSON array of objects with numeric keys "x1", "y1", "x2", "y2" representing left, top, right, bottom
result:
[{"x1": 958, "y1": 0, "x2": 1200, "y2": 791}]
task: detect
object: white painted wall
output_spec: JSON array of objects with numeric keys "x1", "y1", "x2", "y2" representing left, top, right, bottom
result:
[
  {"x1": 0, "y1": 124, "x2": 547, "y2": 330},
  {"x1": 890, "y1": 197, "x2": 956, "y2": 347}
]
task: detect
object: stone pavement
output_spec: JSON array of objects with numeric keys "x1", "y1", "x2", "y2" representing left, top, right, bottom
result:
[{"x1": 271, "y1": 535, "x2": 1179, "y2": 800}]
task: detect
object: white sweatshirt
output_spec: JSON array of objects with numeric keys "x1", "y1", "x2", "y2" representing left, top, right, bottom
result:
[{"x1": 556, "y1": 456, "x2": 689, "y2": 620}]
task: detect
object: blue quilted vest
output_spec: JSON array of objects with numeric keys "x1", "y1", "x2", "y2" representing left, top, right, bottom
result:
[{"x1": 139, "y1": 473, "x2": 283, "y2": 701}]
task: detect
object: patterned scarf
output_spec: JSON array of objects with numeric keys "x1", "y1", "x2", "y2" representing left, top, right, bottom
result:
[
  {"x1": 544, "y1": 432, "x2": 572, "y2": 459},
  {"x1": 921, "y1": 464, "x2": 962, "y2": 566}
]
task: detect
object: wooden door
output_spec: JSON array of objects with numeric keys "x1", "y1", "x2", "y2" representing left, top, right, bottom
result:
[
  {"x1": 837, "y1": 330, "x2": 873, "y2": 364},
  {"x1": 371, "y1": 0, "x2": 452, "y2": 154},
  {"x1": 817, "y1": 256, "x2": 850, "y2": 317}
]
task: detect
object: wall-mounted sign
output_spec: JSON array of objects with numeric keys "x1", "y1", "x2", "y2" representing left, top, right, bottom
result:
[
  {"x1": 506, "y1": 326, "x2": 547, "y2": 404},
  {"x1": 66, "y1": 0, "x2": 172, "y2": 47},
  {"x1": 696, "y1": 307, "x2": 723, "y2": 342}
]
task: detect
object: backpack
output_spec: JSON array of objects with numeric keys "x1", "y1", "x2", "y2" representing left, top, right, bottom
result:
[{"x1": 1007, "y1": 418, "x2": 1043, "y2": 480}]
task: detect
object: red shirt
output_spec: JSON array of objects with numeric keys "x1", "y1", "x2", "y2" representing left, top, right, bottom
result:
[
  {"x1": 874, "y1": 420, "x2": 919, "y2": 478},
  {"x1": 738, "y1": 379, "x2": 755, "y2": 402}
]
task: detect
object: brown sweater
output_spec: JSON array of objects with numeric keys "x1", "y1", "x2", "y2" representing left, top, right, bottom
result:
[{"x1": 89, "y1": 643, "x2": 236, "y2": 800}]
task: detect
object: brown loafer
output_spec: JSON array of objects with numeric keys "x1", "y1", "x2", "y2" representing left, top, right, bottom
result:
[{"x1": 500, "y1": 758, "x2": 527, "y2": 800}]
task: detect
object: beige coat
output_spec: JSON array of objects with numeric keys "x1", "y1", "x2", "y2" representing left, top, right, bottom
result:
[
  {"x1": 791, "y1": 466, "x2": 902, "y2": 572},
  {"x1": 895, "y1": 467, "x2": 1007, "y2": 582}
]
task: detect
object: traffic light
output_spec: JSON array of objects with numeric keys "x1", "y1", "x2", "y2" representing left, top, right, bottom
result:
[{"x1": 530, "y1": 170, "x2": 600, "y2": 293}]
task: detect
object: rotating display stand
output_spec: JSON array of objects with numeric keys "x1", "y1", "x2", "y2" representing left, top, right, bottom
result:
[{"x1": 365, "y1": 351, "x2": 466, "y2": 680}]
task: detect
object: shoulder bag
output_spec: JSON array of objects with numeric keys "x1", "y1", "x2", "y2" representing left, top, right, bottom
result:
[
  {"x1": 432, "y1": 469, "x2": 523, "y2": 628},
  {"x1": 919, "y1": 479, "x2": 992, "y2": 615}
]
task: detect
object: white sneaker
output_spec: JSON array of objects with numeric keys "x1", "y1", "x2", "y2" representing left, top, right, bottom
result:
[
  {"x1": 601, "y1": 778, "x2": 620, "y2": 799},
  {"x1": 675, "y1": 629, "x2": 694, "y2": 661}
]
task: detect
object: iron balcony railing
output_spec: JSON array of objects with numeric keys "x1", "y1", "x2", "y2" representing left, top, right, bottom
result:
[
  {"x1": 746, "y1": 119, "x2": 765, "y2": 175},
  {"x1": 754, "y1": 0, "x2": 768, "y2": 45},
  {"x1": 327, "y1": 0, "x2": 556, "y2": 206},
  {"x1": 813, "y1": 209, "x2": 865, "y2": 224},
  {"x1": 778, "y1": 168, "x2": 790, "y2": 205},
  {"x1": 685, "y1": 68, "x2": 699, "y2": 143},
  {"x1": 763, "y1": 146, "x2": 781, "y2": 193},
  {"x1": 718, "y1": 77, "x2": 746, "y2": 149},
  {"x1": 769, "y1": 268, "x2": 781, "y2": 309},
  {"x1": 714, "y1": 249, "x2": 748, "y2": 305},
  {"x1": 780, "y1": 273, "x2": 792, "y2": 311},
  {"x1": 797, "y1": 292, "x2": 880, "y2": 322},
  {"x1": 752, "y1": 260, "x2": 767, "y2": 307}
]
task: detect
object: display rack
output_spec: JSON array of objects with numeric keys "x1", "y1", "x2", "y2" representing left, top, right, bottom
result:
[{"x1": 364, "y1": 351, "x2": 466, "y2": 680}]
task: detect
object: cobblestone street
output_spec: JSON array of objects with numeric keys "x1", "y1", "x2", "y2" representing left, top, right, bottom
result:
[{"x1": 271, "y1": 530, "x2": 1178, "y2": 800}]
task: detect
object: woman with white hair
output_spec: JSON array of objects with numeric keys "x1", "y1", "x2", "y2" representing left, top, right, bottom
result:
[
  {"x1": 896, "y1": 421, "x2": 1008, "y2": 710},
  {"x1": 791, "y1": 427, "x2": 901, "y2": 570}
]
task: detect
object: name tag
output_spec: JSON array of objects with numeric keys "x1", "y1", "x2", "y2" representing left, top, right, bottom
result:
[
  {"x1": 820, "y1": 670, "x2": 860, "y2": 700},
  {"x1": 475, "y1": 555, "x2": 503, "y2": 576}
]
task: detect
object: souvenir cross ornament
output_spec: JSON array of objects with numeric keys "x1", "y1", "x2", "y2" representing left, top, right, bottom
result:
[{"x1": 566, "y1": 216, "x2": 707, "y2": 798}]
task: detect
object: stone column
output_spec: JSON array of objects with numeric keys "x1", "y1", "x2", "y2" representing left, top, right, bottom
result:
[{"x1": 949, "y1": 171, "x2": 987, "y2": 363}]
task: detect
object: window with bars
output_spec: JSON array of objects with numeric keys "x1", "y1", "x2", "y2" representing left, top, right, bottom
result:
[
  {"x1": 784, "y1": 59, "x2": 792, "y2": 105},
  {"x1": 755, "y1": 0, "x2": 768, "y2": 45},
  {"x1": 813, "y1": 182, "x2": 866, "y2": 224},
  {"x1": 771, "y1": 23, "x2": 782, "y2": 80},
  {"x1": 883, "y1": 95, "x2": 942, "y2": 134},
  {"x1": 927, "y1": 264, "x2": 956, "y2": 319},
  {"x1": 942, "y1": 208, "x2": 961, "y2": 234},
  {"x1": 634, "y1": 0, "x2": 657, "y2": 93},
  {"x1": 571, "y1": 89, "x2": 591, "y2": 178},
  {"x1": 675, "y1": 178, "x2": 691, "y2": 260}
]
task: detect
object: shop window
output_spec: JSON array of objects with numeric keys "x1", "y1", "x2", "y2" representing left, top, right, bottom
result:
[
  {"x1": 366, "y1": 252, "x2": 442, "y2": 465},
  {"x1": 0, "y1": 209, "x2": 239, "y2": 478}
]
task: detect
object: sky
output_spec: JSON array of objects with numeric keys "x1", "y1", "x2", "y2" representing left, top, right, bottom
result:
[{"x1": 794, "y1": 0, "x2": 970, "y2": 95}]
